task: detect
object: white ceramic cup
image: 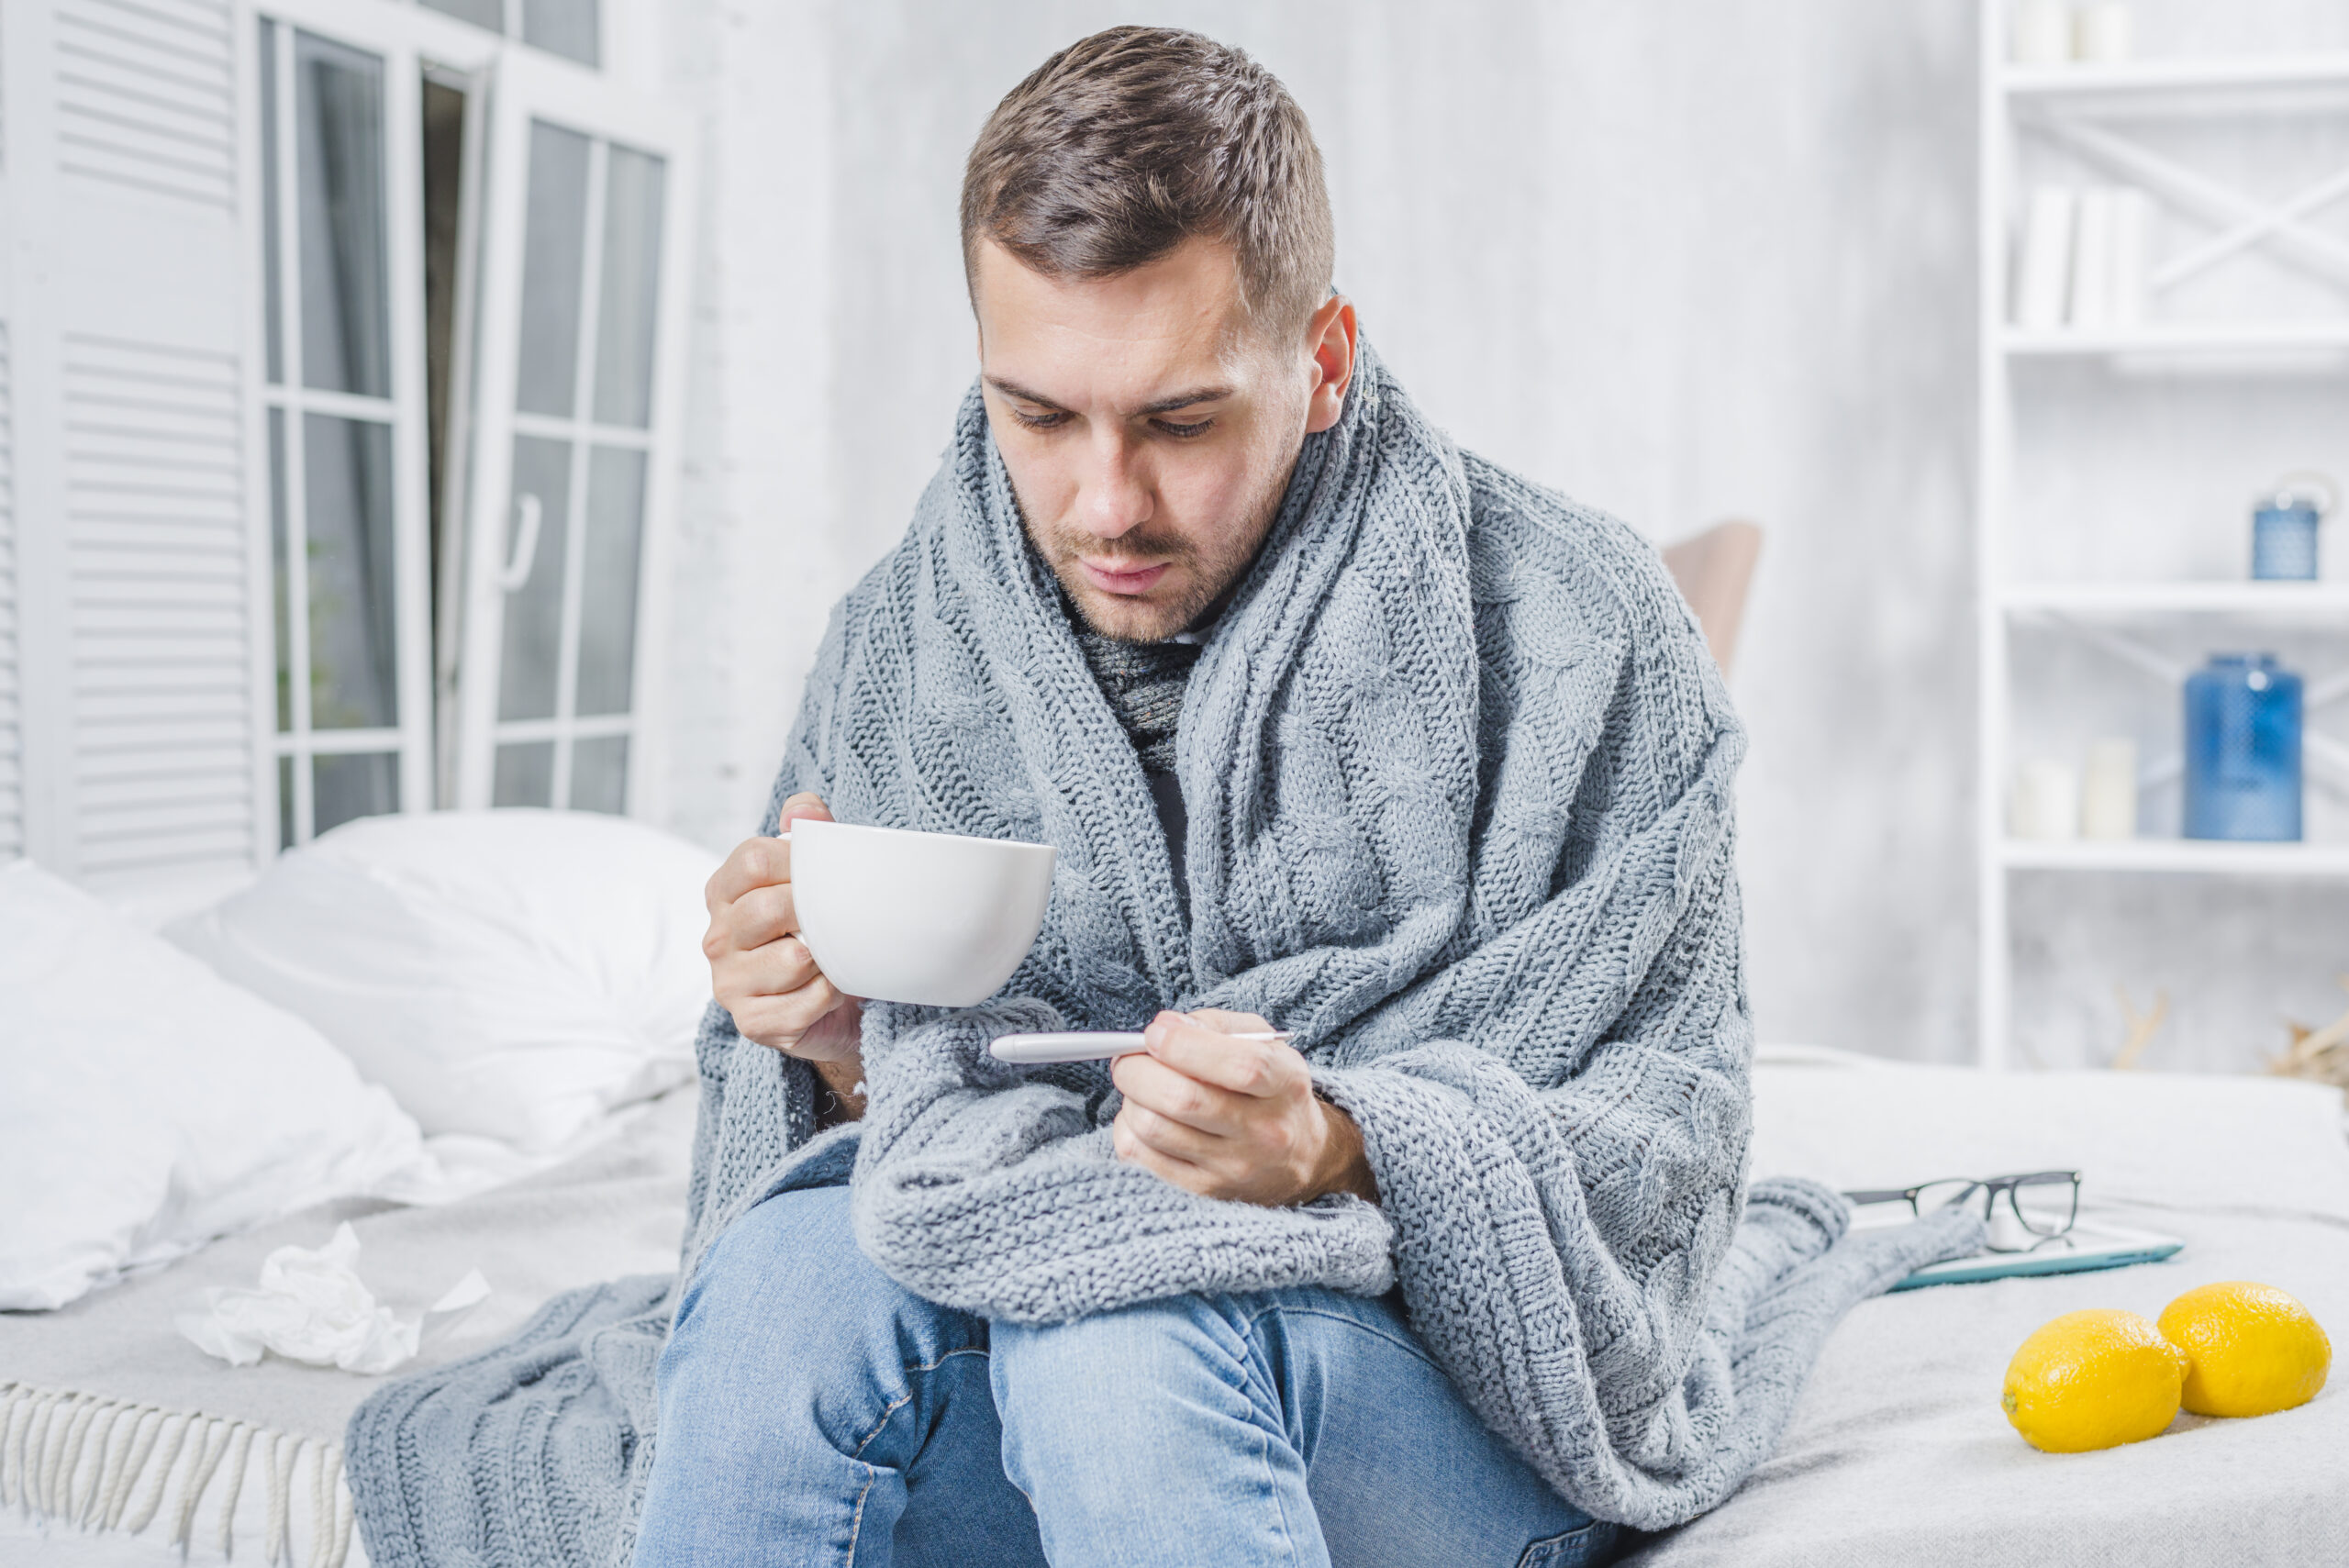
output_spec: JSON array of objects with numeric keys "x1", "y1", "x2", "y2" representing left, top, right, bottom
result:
[{"x1": 785, "y1": 818, "x2": 1055, "y2": 1007}]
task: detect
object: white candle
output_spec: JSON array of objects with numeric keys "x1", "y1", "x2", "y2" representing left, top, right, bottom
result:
[
  {"x1": 2012, "y1": 760, "x2": 2081, "y2": 842},
  {"x1": 2081, "y1": 738, "x2": 2138, "y2": 840},
  {"x1": 2074, "y1": 4, "x2": 2133, "y2": 63},
  {"x1": 2011, "y1": 1, "x2": 2071, "y2": 64}
]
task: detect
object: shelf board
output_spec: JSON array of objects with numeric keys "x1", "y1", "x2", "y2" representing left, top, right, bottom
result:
[
  {"x1": 2000, "y1": 582, "x2": 2349, "y2": 618},
  {"x1": 2001, "y1": 52, "x2": 2349, "y2": 99},
  {"x1": 2002, "y1": 839, "x2": 2349, "y2": 877},
  {"x1": 2003, "y1": 321, "x2": 2349, "y2": 358}
]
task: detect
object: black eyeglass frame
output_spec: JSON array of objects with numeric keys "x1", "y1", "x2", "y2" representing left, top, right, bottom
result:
[{"x1": 1840, "y1": 1170, "x2": 2082, "y2": 1251}]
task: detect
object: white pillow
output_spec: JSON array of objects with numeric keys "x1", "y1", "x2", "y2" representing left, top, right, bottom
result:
[
  {"x1": 0, "y1": 861, "x2": 428, "y2": 1310},
  {"x1": 167, "y1": 809, "x2": 718, "y2": 1155}
]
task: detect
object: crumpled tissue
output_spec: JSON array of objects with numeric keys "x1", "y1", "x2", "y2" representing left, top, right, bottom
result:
[{"x1": 176, "y1": 1222, "x2": 490, "y2": 1374}]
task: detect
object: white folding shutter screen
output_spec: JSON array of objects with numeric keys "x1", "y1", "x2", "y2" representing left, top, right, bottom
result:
[{"x1": 4, "y1": 0, "x2": 261, "y2": 891}]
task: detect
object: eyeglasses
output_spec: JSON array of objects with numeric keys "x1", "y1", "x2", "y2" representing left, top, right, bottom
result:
[{"x1": 1841, "y1": 1170, "x2": 2081, "y2": 1253}]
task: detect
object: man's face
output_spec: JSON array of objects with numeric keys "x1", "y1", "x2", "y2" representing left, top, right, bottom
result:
[{"x1": 972, "y1": 237, "x2": 1348, "y2": 641}]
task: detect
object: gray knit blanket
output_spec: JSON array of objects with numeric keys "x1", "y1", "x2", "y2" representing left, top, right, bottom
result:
[{"x1": 348, "y1": 343, "x2": 1978, "y2": 1567}]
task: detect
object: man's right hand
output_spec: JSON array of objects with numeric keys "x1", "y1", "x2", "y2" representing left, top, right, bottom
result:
[{"x1": 704, "y1": 793, "x2": 863, "y2": 1066}]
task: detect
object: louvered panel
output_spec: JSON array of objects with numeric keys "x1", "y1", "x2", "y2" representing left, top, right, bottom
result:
[
  {"x1": 71, "y1": 716, "x2": 250, "y2": 754},
  {"x1": 71, "y1": 631, "x2": 248, "y2": 667},
  {"x1": 72, "y1": 684, "x2": 247, "y2": 724},
  {"x1": 76, "y1": 825, "x2": 251, "y2": 873},
  {"x1": 82, "y1": 796, "x2": 254, "y2": 838},
  {"x1": 54, "y1": 0, "x2": 236, "y2": 209},
  {"x1": 74, "y1": 604, "x2": 244, "y2": 638},
  {"x1": 64, "y1": 332, "x2": 250, "y2": 877},
  {"x1": 77, "y1": 741, "x2": 248, "y2": 784},
  {"x1": 71, "y1": 572, "x2": 246, "y2": 607},
  {"x1": 74, "y1": 659, "x2": 247, "y2": 696},
  {"x1": 80, "y1": 769, "x2": 247, "y2": 812},
  {"x1": 69, "y1": 517, "x2": 244, "y2": 556},
  {"x1": 72, "y1": 557, "x2": 247, "y2": 593},
  {"x1": 0, "y1": 322, "x2": 16, "y2": 860}
]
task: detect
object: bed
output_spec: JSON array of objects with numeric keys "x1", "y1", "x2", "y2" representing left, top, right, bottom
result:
[
  {"x1": 0, "y1": 1084, "x2": 695, "y2": 1568},
  {"x1": 6, "y1": 833, "x2": 2344, "y2": 1567}
]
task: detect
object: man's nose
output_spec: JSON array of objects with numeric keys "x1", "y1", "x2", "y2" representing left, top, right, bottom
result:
[{"x1": 1074, "y1": 428, "x2": 1152, "y2": 543}]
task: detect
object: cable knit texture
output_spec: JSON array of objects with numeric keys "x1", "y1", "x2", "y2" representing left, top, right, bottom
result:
[
  {"x1": 346, "y1": 343, "x2": 1979, "y2": 1566},
  {"x1": 1073, "y1": 616, "x2": 1202, "y2": 773}
]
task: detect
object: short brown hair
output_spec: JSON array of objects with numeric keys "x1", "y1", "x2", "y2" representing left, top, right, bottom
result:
[{"x1": 961, "y1": 28, "x2": 1334, "y2": 338}]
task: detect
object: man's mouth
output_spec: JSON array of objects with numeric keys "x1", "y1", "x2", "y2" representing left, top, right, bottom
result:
[{"x1": 1075, "y1": 557, "x2": 1172, "y2": 596}]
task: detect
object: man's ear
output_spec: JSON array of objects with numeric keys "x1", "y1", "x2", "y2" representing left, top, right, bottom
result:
[{"x1": 1302, "y1": 295, "x2": 1358, "y2": 434}]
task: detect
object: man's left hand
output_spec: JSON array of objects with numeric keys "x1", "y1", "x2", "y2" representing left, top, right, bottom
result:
[{"x1": 1110, "y1": 1010, "x2": 1380, "y2": 1207}]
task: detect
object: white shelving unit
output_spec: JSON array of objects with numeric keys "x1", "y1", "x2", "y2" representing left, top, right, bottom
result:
[{"x1": 1976, "y1": 6, "x2": 2349, "y2": 1069}]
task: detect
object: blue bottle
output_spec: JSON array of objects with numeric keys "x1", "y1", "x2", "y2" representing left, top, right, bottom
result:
[
  {"x1": 2251, "y1": 473, "x2": 2333, "y2": 582},
  {"x1": 2183, "y1": 653, "x2": 2301, "y2": 841},
  {"x1": 2253, "y1": 495, "x2": 2321, "y2": 581}
]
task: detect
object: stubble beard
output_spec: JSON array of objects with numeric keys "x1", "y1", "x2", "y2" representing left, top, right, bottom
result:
[{"x1": 1021, "y1": 468, "x2": 1292, "y2": 645}]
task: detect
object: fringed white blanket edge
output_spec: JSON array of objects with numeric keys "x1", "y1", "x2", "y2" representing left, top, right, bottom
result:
[{"x1": 0, "y1": 1379, "x2": 357, "y2": 1567}]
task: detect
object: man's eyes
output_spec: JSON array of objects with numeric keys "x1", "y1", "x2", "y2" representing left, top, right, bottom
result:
[{"x1": 1005, "y1": 406, "x2": 1215, "y2": 439}]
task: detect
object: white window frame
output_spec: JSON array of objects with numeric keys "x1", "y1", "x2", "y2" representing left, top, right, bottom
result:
[
  {"x1": 449, "y1": 47, "x2": 693, "y2": 818},
  {"x1": 244, "y1": 3, "x2": 446, "y2": 847}
]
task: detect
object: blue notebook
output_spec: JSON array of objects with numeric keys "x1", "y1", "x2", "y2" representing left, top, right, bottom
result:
[{"x1": 1887, "y1": 1221, "x2": 2183, "y2": 1292}]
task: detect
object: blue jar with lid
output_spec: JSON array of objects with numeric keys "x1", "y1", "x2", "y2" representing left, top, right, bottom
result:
[
  {"x1": 2251, "y1": 473, "x2": 2334, "y2": 582},
  {"x1": 2183, "y1": 653, "x2": 2301, "y2": 841}
]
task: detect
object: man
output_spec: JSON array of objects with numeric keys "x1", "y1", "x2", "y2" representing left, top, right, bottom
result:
[{"x1": 349, "y1": 27, "x2": 1976, "y2": 1568}]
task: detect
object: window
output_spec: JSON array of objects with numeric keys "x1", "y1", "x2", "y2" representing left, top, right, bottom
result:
[
  {"x1": 419, "y1": 0, "x2": 602, "y2": 70},
  {"x1": 256, "y1": 18, "x2": 431, "y2": 847},
  {"x1": 249, "y1": 6, "x2": 688, "y2": 847},
  {"x1": 449, "y1": 54, "x2": 687, "y2": 817}
]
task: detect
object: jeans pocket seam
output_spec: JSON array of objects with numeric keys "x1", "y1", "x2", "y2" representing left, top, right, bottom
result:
[{"x1": 1517, "y1": 1518, "x2": 1603, "y2": 1568}]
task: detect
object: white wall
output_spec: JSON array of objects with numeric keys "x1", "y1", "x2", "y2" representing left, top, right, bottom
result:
[{"x1": 649, "y1": 2, "x2": 2349, "y2": 1067}]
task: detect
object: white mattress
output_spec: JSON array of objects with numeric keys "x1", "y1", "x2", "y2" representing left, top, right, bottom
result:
[{"x1": 7, "y1": 1054, "x2": 2344, "y2": 1568}]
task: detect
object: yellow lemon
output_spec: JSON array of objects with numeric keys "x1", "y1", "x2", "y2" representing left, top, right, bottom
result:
[
  {"x1": 2001, "y1": 1308, "x2": 2188, "y2": 1452},
  {"x1": 2158, "y1": 1282, "x2": 2332, "y2": 1418}
]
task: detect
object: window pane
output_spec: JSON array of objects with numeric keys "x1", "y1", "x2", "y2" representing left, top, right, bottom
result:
[
  {"x1": 304, "y1": 414, "x2": 399, "y2": 729},
  {"x1": 592, "y1": 146, "x2": 665, "y2": 428},
  {"x1": 497, "y1": 435, "x2": 572, "y2": 721},
  {"x1": 295, "y1": 31, "x2": 391, "y2": 397},
  {"x1": 277, "y1": 754, "x2": 295, "y2": 851},
  {"x1": 523, "y1": 0, "x2": 599, "y2": 67},
  {"x1": 259, "y1": 18, "x2": 284, "y2": 385},
  {"x1": 570, "y1": 735, "x2": 628, "y2": 815},
  {"x1": 494, "y1": 741, "x2": 554, "y2": 806},
  {"x1": 423, "y1": 78, "x2": 468, "y2": 618},
  {"x1": 269, "y1": 408, "x2": 293, "y2": 730},
  {"x1": 516, "y1": 121, "x2": 591, "y2": 417},
  {"x1": 315, "y1": 751, "x2": 399, "y2": 837},
  {"x1": 420, "y1": 0, "x2": 501, "y2": 28},
  {"x1": 574, "y1": 445, "x2": 643, "y2": 716}
]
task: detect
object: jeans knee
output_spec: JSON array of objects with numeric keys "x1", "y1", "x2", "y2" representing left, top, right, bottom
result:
[
  {"x1": 674, "y1": 1184, "x2": 864, "y2": 1338},
  {"x1": 992, "y1": 1294, "x2": 1246, "y2": 1441},
  {"x1": 662, "y1": 1184, "x2": 971, "y2": 1452}
]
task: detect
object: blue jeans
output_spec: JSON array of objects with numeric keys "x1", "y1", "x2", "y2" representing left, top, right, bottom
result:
[{"x1": 635, "y1": 1185, "x2": 1620, "y2": 1568}]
